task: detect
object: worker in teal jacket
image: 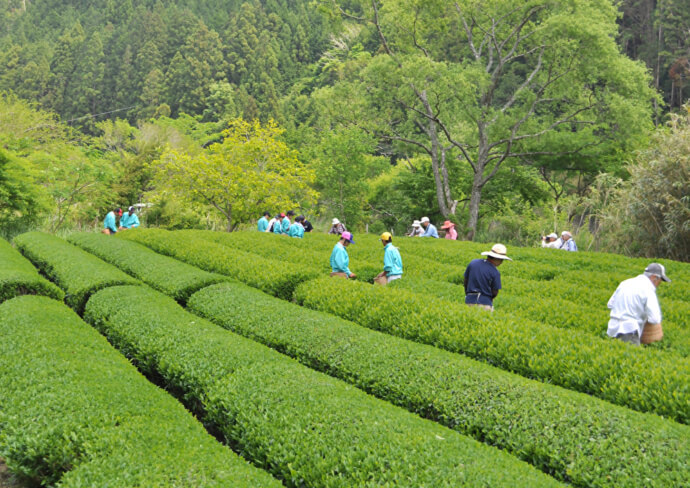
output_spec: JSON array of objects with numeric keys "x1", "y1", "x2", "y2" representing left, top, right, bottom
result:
[
  {"x1": 330, "y1": 232, "x2": 356, "y2": 278},
  {"x1": 257, "y1": 211, "x2": 271, "y2": 232},
  {"x1": 119, "y1": 206, "x2": 140, "y2": 230},
  {"x1": 273, "y1": 213, "x2": 285, "y2": 234},
  {"x1": 288, "y1": 215, "x2": 305, "y2": 238},
  {"x1": 281, "y1": 210, "x2": 294, "y2": 234},
  {"x1": 103, "y1": 207, "x2": 122, "y2": 235},
  {"x1": 378, "y1": 232, "x2": 403, "y2": 283}
]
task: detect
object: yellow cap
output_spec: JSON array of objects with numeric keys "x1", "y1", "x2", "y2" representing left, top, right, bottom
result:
[{"x1": 380, "y1": 232, "x2": 392, "y2": 241}]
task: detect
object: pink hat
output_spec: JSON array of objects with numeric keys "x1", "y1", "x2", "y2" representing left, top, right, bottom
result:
[
  {"x1": 441, "y1": 220, "x2": 455, "y2": 229},
  {"x1": 341, "y1": 231, "x2": 355, "y2": 243}
]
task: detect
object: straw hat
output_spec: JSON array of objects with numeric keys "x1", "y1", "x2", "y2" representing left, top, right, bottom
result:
[
  {"x1": 440, "y1": 220, "x2": 455, "y2": 229},
  {"x1": 481, "y1": 243, "x2": 512, "y2": 261}
]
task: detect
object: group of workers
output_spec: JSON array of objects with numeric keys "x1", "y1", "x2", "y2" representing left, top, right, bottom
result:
[
  {"x1": 406, "y1": 217, "x2": 458, "y2": 240},
  {"x1": 103, "y1": 207, "x2": 140, "y2": 234},
  {"x1": 326, "y1": 229, "x2": 671, "y2": 348},
  {"x1": 258, "y1": 210, "x2": 313, "y2": 237},
  {"x1": 541, "y1": 231, "x2": 578, "y2": 251}
]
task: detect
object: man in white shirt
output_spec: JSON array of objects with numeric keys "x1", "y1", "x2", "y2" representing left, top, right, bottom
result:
[
  {"x1": 541, "y1": 233, "x2": 560, "y2": 248},
  {"x1": 607, "y1": 263, "x2": 670, "y2": 345}
]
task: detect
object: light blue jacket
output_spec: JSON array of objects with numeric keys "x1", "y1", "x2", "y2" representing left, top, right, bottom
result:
[
  {"x1": 273, "y1": 220, "x2": 283, "y2": 234},
  {"x1": 120, "y1": 212, "x2": 140, "y2": 229},
  {"x1": 561, "y1": 239, "x2": 578, "y2": 252},
  {"x1": 281, "y1": 217, "x2": 291, "y2": 233},
  {"x1": 288, "y1": 222, "x2": 305, "y2": 238},
  {"x1": 103, "y1": 211, "x2": 118, "y2": 233},
  {"x1": 257, "y1": 216, "x2": 269, "y2": 232},
  {"x1": 330, "y1": 242, "x2": 351, "y2": 275},
  {"x1": 422, "y1": 223, "x2": 439, "y2": 238},
  {"x1": 383, "y1": 243, "x2": 403, "y2": 276}
]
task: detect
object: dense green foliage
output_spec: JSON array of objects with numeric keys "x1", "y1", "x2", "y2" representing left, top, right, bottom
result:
[
  {"x1": 67, "y1": 231, "x2": 227, "y2": 303},
  {"x1": 84, "y1": 285, "x2": 562, "y2": 487},
  {"x1": 294, "y1": 276, "x2": 689, "y2": 423},
  {"x1": 117, "y1": 229, "x2": 319, "y2": 299},
  {"x1": 13, "y1": 231, "x2": 138, "y2": 312},
  {"x1": 0, "y1": 237, "x2": 63, "y2": 303},
  {"x1": 189, "y1": 281, "x2": 690, "y2": 488},
  {"x1": 0, "y1": 295, "x2": 280, "y2": 487}
]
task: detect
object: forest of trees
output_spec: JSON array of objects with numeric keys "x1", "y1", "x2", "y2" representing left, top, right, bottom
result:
[{"x1": 0, "y1": 0, "x2": 688, "y2": 259}]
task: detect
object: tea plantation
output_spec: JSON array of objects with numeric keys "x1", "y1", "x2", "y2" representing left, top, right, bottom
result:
[{"x1": 1, "y1": 230, "x2": 688, "y2": 487}]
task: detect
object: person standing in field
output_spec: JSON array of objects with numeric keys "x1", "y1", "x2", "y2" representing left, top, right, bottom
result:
[
  {"x1": 607, "y1": 263, "x2": 670, "y2": 346},
  {"x1": 463, "y1": 244, "x2": 512, "y2": 311},
  {"x1": 273, "y1": 213, "x2": 286, "y2": 234},
  {"x1": 328, "y1": 218, "x2": 347, "y2": 235},
  {"x1": 420, "y1": 217, "x2": 439, "y2": 238},
  {"x1": 288, "y1": 215, "x2": 305, "y2": 238},
  {"x1": 441, "y1": 220, "x2": 457, "y2": 240},
  {"x1": 375, "y1": 232, "x2": 403, "y2": 284},
  {"x1": 330, "y1": 231, "x2": 356, "y2": 279},
  {"x1": 257, "y1": 211, "x2": 271, "y2": 232},
  {"x1": 119, "y1": 206, "x2": 140, "y2": 230},
  {"x1": 281, "y1": 210, "x2": 295, "y2": 234},
  {"x1": 103, "y1": 207, "x2": 122, "y2": 235},
  {"x1": 541, "y1": 233, "x2": 560, "y2": 248},
  {"x1": 559, "y1": 231, "x2": 578, "y2": 251}
]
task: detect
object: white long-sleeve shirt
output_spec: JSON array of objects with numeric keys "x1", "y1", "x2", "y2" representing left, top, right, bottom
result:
[{"x1": 607, "y1": 274, "x2": 662, "y2": 337}]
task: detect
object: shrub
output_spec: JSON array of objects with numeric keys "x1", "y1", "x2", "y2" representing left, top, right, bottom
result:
[
  {"x1": 13, "y1": 232, "x2": 139, "y2": 313},
  {"x1": 0, "y1": 238, "x2": 63, "y2": 303},
  {"x1": 67, "y1": 232, "x2": 227, "y2": 303},
  {"x1": 188, "y1": 281, "x2": 690, "y2": 488},
  {"x1": 84, "y1": 285, "x2": 562, "y2": 488},
  {"x1": 0, "y1": 295, "x2": 279, "y2": 487},
  {"x1": 294, "y1": 277, "x2": 690, "y2": 424}
]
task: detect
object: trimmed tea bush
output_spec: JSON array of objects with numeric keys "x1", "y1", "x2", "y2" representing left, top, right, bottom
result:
[
  {"x1": 0, "y1": 237, "x2": 63, "y2": 303},
  {"x1": 13, "y1": 232, "x2": 138, "y2": 313},
  {"x1": 0, "y1": 295, "x2": 280, "y2": 487}
]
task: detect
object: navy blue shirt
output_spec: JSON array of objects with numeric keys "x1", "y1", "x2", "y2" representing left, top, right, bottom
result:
[{"x1": 463, "y1": 259, "x2": 502, "y2": 306}]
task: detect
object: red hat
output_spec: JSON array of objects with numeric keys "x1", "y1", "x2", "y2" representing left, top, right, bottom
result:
[
  {"x1": 280, "y1": 213, "x2": 286, "y2": 218},
  {"x1": 441, "y1": 220, "x2": 455, "y2": 229}
]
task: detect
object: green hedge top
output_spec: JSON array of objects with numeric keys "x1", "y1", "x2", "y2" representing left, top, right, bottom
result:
[
  {"x1": 68, "y1": 232, "x2": 228, "y2": 303},
  {"x1": 13, "y1": 232, "x2": 139, "y2": 313},
  {"x1": 188, "y1": 281, "x2": 690, "y2": 488},
  {"x1": 294, "y1": 277, "x2": 690, "y2": 424},
  {"x1": 0, "y1": 295, "x2": 280, "y2": 487},
  {"x1": 85, "y1": 285, "x2": 563, "y2": 488},
  {"x1": 0, "y1": 237, "x2": 64, "y2": 303},
  {"x1": 118, "y1": 229, "x2": 319, "y2": 300}
]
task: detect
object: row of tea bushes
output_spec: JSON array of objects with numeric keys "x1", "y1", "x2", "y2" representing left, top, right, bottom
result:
[
  {"x1": 294, "y1": 277, "x2": 690, "y2": 424},
  {"x1": 67, "y1": 232, "x2": 228, "y2": 303},
  {"x1": 0, "y1": 237, "x2": 63, "y2": 303},
  {"x1": 0, "y1": 296, "x2": 280, "y2": 487},
  {"x1": 187, "y1": 281, "x2": 690, "y2": 488},
  {"x1": 118, "y1": 229, "x2": 319, "y2": 300},
  {"x1": 84, "y1": 285, "x2": 562, "y2": 488},
  {"x1": 13, "y1": 232, "x2": 139, "y2": 313}
]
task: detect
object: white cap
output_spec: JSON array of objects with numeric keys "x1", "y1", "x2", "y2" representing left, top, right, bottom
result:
[
  {"x1": 561, "y1": 231, "x2": 572, "y2": 237},
  {"x1": 547, "y1": 233, "x2": 558, "y2": 239},
  {"x1": 420, "y1": 217, "x2": 430, "y2": 223},
  {"x1": 332, "y1": 218, "x2": 340, "y2": 225},
  {"x1": 481, "y1": 243, "x2": 512, "y2": 261}
]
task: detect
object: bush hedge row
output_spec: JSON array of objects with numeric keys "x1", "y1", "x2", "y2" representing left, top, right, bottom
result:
[
  {"x1": 13, "y1": 232, "x2": 138, "y2": 313},
  {"x1": 188, "y1": 281, "x2": 690, "y2": 488},
  {"x1": 67, "y1": 232, "x2": 228, "y2": 303},
  {"x1": 294, "y1": 277, "x2": 690, "y2": 424},
  {"x1": 118, "y1": 229, "x2": 319, "y2": 300},
  {"x1": 0, "y1": 237, "x2": 64, "y2": 303},
  {"x1": 84, "y1": 285, "x2": 563, "y2": 488},
  {"x1": 0, "y1": 295, "x2": 280, "y2": 487}
]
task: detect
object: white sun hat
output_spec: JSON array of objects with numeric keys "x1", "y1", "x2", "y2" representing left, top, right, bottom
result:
[
  {"x1": 481, "y1": 243, "x2": 513, "y2": 261},
  {"x1": 332, "y1": 218, "x2": 340, "y2": 225},
  {"x1": 412, "y1": 220, "x2": 421, "y2": 227}
]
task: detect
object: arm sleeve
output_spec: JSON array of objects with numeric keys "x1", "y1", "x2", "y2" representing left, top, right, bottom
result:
[
  {"x1": 645, "y1": 294, "x2": 662, "y2": 324},
  {"x1": 383, "y1": 250, "x2": 392, "y2": 273}
]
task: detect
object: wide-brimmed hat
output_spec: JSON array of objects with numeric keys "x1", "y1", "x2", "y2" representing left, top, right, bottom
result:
[
  {"x1": 420, "y1": 216, "x2": 430, "y2": 223},
  {"x1": 645, "y1": 263, "x2": 671, "y2": 282},
  {"x1": 341, "y1": 231, "x2": 354, "y2": 244},
  {"x1": 481, "y1": 243, "x2": 512, "y2": 261},
  {"x1": 332, "y1": 218, "x2": 340, "y2": 225},
  {"x1": 441, "y1": 220, "x2": 455, "y2": 229},
  {"x1": 411, "y1": 220, "x2": 421, "y2": 227}
]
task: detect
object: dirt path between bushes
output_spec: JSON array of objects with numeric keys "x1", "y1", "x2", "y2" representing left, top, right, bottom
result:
[{"x1": 0, "y1": 459, "x2": 26, "y2": 488}]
